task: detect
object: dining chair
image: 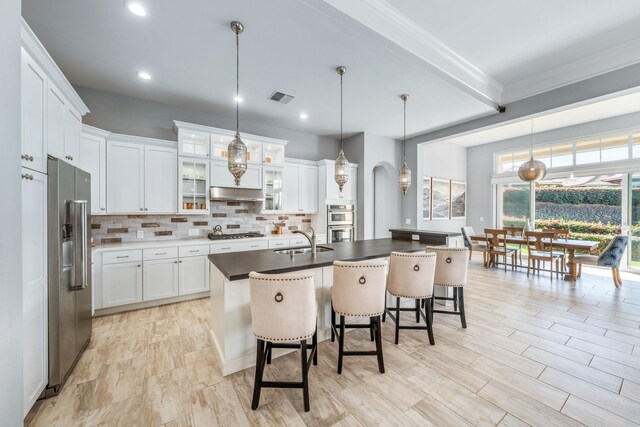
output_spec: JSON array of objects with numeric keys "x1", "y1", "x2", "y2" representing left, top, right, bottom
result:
[
  {"x1": 524, "y1": 231, "x2": 564, "y2": 279},
  {"x1": 542, "y1": 228, "x2": 570, "y2": 271},
  {"x1": 503, "y1": 226, "x2": 525, "y2": 265},
  {"x1": 461, "y1": 226, "x2": 488, "y2": 266},
  {"x1": 574, "y1": 235, "x2": 629, "y2": 288},
  {"x1": 484, "y1": 229, "x2": 519, "y2": 271}
]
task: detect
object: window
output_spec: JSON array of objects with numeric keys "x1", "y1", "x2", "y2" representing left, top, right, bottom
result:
[
  {"x1": 499, "y1": 183, "x2": 530, "y2": 228},
  {"x1": 496, "y1": 152, "x2": 514, "y2": 174},
  {"x1": 633, "y1": 133, "x2": 640, "y2": 159},
  {"x1": 601, "y1": 135, "x2": 629, "y2": 162},
  {"x1": 532, "y1": 145, "x2": 551, "y2": 168},
  {"x1": 575, "y1": 139, "x2": 600, "y2": 165},
  {"x1": 551, "y1": 143, "x2": 573, "y2": 167}
]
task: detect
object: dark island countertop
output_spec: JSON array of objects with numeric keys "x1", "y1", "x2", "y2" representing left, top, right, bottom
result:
[
  {"x1": 388, "y1": 228, "x2": 462, "y2": 237},
  {"x1": 388, "y1": 228, "x2": 461, "y2": 245},
  {"x1": 208, "y1": 238, "x2": 428, "y2": 281}
]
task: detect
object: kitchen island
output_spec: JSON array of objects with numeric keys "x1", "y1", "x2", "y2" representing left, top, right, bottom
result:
[{"x1": 208, "y1": 238, "x2": 429, "y2": 375}]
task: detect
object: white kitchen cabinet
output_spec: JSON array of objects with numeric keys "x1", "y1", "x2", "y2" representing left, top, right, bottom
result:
[
  {"x1": 21, "y1": 48, "x2": 47, "y2": 174},
  {"x1": 268, "y1": 239, "x2": 290, "y2": 249},
  {"x1": 63, "y1": 107, "x2": 81, "y2": 165},
  {"x1": 179, "y1": 255, "x2": 210, "y2": 295},
  {"x1": 179, "y1": 158, "x2": 209, "y2": 214},
  {"x1": 143, "y1": 258, "x2": 180, "y2": 301},
  {"x1": 283, "y1": 163, "x2": 318, "y2": 214},
  {"x1": 21, "y1": 168, "x2": 48, "y2": 416},
  {"x1": 46, "y1": 83, "x2": 65, "y2": 161},
  {"x1": 210, "y1": 240, "x2": 268, "y2": 254},
  {"x1": 178, "y1": 128, "x2": 210, "y2": 158},
  {"x1": 211, "y1": 160, "x2": 262, "y2": 189},
  {"x1": 107, "y1": 140, "x2": 145, "y2": 213},
  {"x1": 145, "y1": 146, "x2": 177, "y2": 213},
  {"x1": 107, "y1": 138, "x2": 177, "y2": 214},
  {"x1": 102, "y1": 261, "x2": 143, "y2": 307},
  {"x1": 79, "y1": 126, "x2": 108, "y2": 214},
  {"x1": 323, "y1": 161, "x2": 358, "y2": 202},
  {"x1": 263, "y1": 167, "x2": 284, "y2": 212}
]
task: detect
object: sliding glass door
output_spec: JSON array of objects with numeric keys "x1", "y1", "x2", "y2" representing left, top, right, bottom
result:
[
  {"x1": 631, "y1": 174, "x2": 640, "y2": 269},
  {"x1": 498, "y1": 183, "x2": 531, "y2": 228}
]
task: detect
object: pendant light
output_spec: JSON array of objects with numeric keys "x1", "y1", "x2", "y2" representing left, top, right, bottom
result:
[
  {"x1": 228, "y1": 21, "x2": 247, "y2": 186},
  {"x1": 518, "y1": 119, "x2": 547, "y2": 182},
  {"x1": 398, "y1": 94, "x2": 411, "y2": 195},
  {"x1": 334, "y1": 66, "x2": 349, "y2": 195}
]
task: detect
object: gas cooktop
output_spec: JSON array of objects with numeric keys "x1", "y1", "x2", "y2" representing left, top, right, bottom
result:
[{"x1": 207, "y1": 232, "x2": 265, "y2": 240}]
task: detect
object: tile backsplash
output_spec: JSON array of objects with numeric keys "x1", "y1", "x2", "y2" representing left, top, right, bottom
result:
[{"x1": 91, "y1": 201, "x2": 318, "y2": 244}]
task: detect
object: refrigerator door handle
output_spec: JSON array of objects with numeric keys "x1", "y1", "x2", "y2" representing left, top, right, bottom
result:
[{"x1": 70, "y1": 200, "x2": 88, "y2": 290}]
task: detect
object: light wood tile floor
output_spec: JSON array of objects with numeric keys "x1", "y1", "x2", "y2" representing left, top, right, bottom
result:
[{"x1": 26, "y1": 257, "x2": 640, "y2": 426}]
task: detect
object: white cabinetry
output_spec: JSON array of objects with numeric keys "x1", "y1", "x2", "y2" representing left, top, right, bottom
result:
[
  {"x1": 102, "y1": 261, "x2": 143, "y2": 307},
  {"x1": 179, "y1": 158, "x2": 209, "y2": 214},
  {"x1": 144, "y1": 259, "x2": 180, "y2": 301},
  {"x1": 320, "y1": 160, "x2": 358, "y2": 202},
  {"x1": 107, "y1": 136, "x2": 178, "y2": 214},
  {"x1": 21, "y1": 48, "x2": 47, "y2": 174},
  {"x1": 284, "y1": 161, "x2": 318, "y2": 213},
  {"x1": 46, "y1": 83, "x2": 65, "y2": 162},
  {"x1": 63, "y1": 107, "x2": 81, "y2": 165},
  {"x1": 262, "y1": 167, "x2": 284, "y2": 212},
  {"x1": 179, "y1": 255, "x2": 210, "y2": 295},
  {"x1": 79, "y1": 125, "x2": 109, "y2": 214},
  {"x1": 21, "y1": 169, "x2": 48, "y2": 416}
]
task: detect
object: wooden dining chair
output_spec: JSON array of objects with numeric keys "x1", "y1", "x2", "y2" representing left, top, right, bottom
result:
[
  {"x1": 484, "y1": 229, "x2": 519, "y2": 271},
  {"x1": 524, "y1": 231, "x2": 564, "y2": 279},
  {"x1": 542, "y1": 228, "x2": 569, "y2": 271},
  {"x1": 503, "y1": 226, "x2": 525, "y2": 265}
]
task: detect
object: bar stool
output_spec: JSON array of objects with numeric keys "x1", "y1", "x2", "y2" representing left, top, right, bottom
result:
[
  {"x1": 331, "y1": 260, "x2": 387, "y2": 374},
  {"x1": 249, "y1": 271, "x2": 318, "y2": 412},
  {"x1": 383, "y1": 252, "x2": 437, "y2": 345},
  {"x1": 426, "y1": 246, "x2": 469, "y2": 328}
]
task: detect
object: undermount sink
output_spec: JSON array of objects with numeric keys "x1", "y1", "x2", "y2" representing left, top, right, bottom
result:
[{"x1": 274, "y1": 246, "x2": 334, "y2": 255}]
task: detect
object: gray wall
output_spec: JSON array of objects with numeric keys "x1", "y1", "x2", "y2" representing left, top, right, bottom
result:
[
  {"x1": 401, "y1": 62, "x2": 640, "y2": 227},
  {"x1": 74, "y1": 85, "x2": 340, "y2": 161},
  {"x1": 0, "y1": 0, "x2": 24, "y2": 424},
  {"x1": 343, "y1": 133, "x2": 366, "y2": 239},
  {"x1": 466, "y1": 110, "x2": 640, "y2": 234}
]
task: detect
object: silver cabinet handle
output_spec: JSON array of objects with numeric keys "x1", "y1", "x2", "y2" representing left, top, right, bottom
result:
[
  {"x1": 179, "y1": 260, "x2": 182, "y2": 263},
  {"x1": 140, "y1": 208, "x2": 144, "y2": 211},
  {"x1": 116, "y1": 255, "x2": 129, "y2": 259},
  {"x1": 69, "y1": 156, "x2": 73, "y2": 161},
  {"x1": 21, "y1": 174, "x2": 34, "y2": 180},
  {"x1": 156, "y1": 252, "x2": 166, "y2": 255},
  {"x1": 174, "y1": 260, "x2": 178, "y2": 264},
  {"x1": 101, "y1": 208, "x2": 106, "y2": 211},
  {"x1": 189, "y1": 250, "x2": 199, "y2": 253},
  {"x1": 138, "y1": 264, "x2": 141, "y2": 268},
  {"x1": 21, "y1": 154, "x2": 34, "y2": 161},
  {"x1": 221, "y1": 247, "x2": 231, "y2": 250},
  {"x1": 250, "y1": 244, "x2": 259, "y2": 248},
  {"x1": 144, "y1": 208, "x2": 148, "y2": 211}
]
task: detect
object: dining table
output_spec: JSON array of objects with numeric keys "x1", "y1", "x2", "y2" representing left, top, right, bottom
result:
[{"x1": 470, "y1": 234, "x2": 599, "y2": 281}]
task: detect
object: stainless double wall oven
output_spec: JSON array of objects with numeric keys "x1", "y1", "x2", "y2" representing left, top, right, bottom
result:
[{"x1": 327, "y1": 204, "x2": 355, "y2": 243}]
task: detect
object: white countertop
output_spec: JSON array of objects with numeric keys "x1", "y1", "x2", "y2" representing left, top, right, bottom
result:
[{"x1": 92, "y1": 233, "x2": 325, "y2": 254}]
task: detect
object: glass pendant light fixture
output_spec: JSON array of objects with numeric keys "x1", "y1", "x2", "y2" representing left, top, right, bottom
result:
[
  {"x1": 398, "y1": 94, "x2": 411, "y2": 195},
  {"x1": 334, "y1": 66, "x2": 349, "y2": 196},
  {"x1": 518, "y1": 119, "x2": 547, "y2": 182},
  {"x1": 228, "y1": 21, "x2": 247, "y2": 186}
]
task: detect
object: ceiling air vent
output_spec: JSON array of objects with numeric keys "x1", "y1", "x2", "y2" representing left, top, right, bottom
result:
[{"x1": 268, "y1": 91, "x2": 295, "y2": 104}]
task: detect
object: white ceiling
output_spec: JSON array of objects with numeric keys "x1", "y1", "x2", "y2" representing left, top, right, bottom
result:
[
  {"x1": 21, "y1": 0, "x2": 640, "y2": 140},
  {"x1": 442, "y1": 89, "x2": 640, "y2": 147}
]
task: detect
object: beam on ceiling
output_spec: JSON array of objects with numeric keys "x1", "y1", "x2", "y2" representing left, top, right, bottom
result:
[{"x1": 321, "y1": 0, "x2": 504, "y2": 109}]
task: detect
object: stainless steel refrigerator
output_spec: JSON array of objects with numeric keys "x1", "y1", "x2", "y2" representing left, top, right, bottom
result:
[{"x1": 46, "y1": 157, "x2": 92, "y2": 396}]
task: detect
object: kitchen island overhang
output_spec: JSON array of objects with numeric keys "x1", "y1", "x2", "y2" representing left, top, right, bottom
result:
[{"x1": 208, "y1": 237, "x2": 452, "y2": 376}]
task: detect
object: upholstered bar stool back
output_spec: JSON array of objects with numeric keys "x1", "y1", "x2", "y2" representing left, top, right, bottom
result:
[
  {"x1": 249, "y1": 271, "x2": 318, "y2": 412},
  {"x1": 331, "y1": 260, "x2": 387, "y2": 374},
  {"x1": 250, "y1": 271, "x2": 317, "y2": 342},
  {"x1": 385, "y1": 252, "x2": 437, "y2": 345},
  {"x1": 426, "y1": 246, "x2": 470, "y2": 328}
]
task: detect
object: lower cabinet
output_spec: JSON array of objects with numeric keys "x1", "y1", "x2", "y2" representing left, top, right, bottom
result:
[
  {"x1": 143, "y1": 258, "x2": 180, "y2": 301},
  {"x1": 179, "y1": 255, "x2": 210, "y2": 295},
  {"x1": 102, "y1": 261, "x2": 143, "y2": 307}
]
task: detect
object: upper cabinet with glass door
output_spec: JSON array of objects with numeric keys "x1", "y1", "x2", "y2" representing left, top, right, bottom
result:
[
  {"x1": 262, "y1": 142, "x2": 285, "y2": 165},
  {"x1": 210, "y1": 131, "x2": 262, "y2": 164},
  {"x1": 174, "y1": 121, "x2": 210, "y2": 158}
]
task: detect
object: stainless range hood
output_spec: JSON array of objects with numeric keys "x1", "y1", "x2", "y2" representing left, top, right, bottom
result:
[{"x1": 210, "y1": 186, "x2": 265, "y2": 202}]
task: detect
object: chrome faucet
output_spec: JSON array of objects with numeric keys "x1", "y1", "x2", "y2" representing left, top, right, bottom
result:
[{"x1": 293, "y1": 227, "x2": 316, "y2": 254}]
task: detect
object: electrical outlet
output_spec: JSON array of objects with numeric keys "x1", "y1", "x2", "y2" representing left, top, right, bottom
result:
[
  {"x1": 405, "y1": 218, "x2": 411, "y2": 225},
  {"x1": 479, "y1": 217, "x2": 484, "y2": 222},
  {"x1": 187, "y1": 228, "x2": 199, "y2": 237},
  {"x1": 136, "y1": 230, "x2": 144, "y2": 239}
]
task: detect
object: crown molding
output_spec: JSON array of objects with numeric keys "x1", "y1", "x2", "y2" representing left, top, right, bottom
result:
[
  {"x1": 320, "y1": 0, "x2": 503, "y2": 108},
  {"x1": 81, "y1": 124, "x2": 111, "y2": 139},
  {"x1": 21, "y1": 18, "x2": 89, "y2": 116}
]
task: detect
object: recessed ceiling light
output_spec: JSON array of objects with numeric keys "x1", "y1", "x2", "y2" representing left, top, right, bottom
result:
[
  {"x1": 299, "y1": 113, "x2": 309, "y2": 120},
  {"x1": 234, "y1": 96, "x2": 243, "y2": 103},
  {"x1": 125, "y1": 1, "x2": 147, "y2": 16},
  {"x1": 137, "y1": 71, "x2": 152, "y2": 80}
]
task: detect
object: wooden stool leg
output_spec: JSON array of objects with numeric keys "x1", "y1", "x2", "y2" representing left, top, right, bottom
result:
[
  {"x1": 453, "y1": 288, "x2": 458, "y2": 312},
  {"x1": 369, "y1": 317, "x2": 374, "y2": 342},
  {"x1": 312, "y1": 328, "x2": 318, "y2": 366},
  {"x1": 337, "y1": 315, "x2": 345, "y2": 374},
  {"x1": 266, "y1": 342, "x2": 272, "y2": 365},
  {"x1": 395, "y1": 297, "x2": 401, "y2": 345},
  {"x1": 458, "y1": 288, "x2": 467, "y2": 329},
  {"x1": 374, "y1": 316, "x2": 385, "y2": 374},
  {"x1": 301, "y1": 339, "x2": 310, "y2": 412},
  {"x1": 382, "y1": 294, "x2": 387, "y2": 322},
  {"x1": 251, "y1": 339, "x2": 265, "y2": 410},
  {"x1": 415, "y1": 299, "x2": 421, "y2": 323},
  {"x1": 425, "y1": 298, "x2": 435, "y2": 345}
]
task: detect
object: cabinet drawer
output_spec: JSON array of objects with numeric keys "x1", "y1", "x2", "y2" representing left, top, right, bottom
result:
[
  {"x1": 289, "y1": 237, "x2": 309, "y2": 248},
  {"x1": 143, "y1": 247, "x2": 178, "y2": 261},
  {"x1": 268, "y1": 239, "x2": 290, "y2": 249},
  {"x1": 179, "y1": 245, "x2": 209, "y2": 258},
  {"x1": 210, "y1": 240, "x2": 268, "y2": 254},
  {"x1": 102, "y1": 250, "x2": 142, "y2": 265}
]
